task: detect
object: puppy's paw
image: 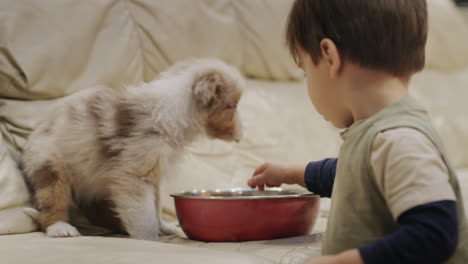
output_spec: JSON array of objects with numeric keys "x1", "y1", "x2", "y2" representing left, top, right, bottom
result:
[
  {"x1": 46, "y1": 221, "x2": 81, "y2": 238},
  {"x1": 131, "y1": 232, "x2": 160, "y2": 241},
  {"x1": 160, "y1": 221, "x2": 184, "y2": 237}
]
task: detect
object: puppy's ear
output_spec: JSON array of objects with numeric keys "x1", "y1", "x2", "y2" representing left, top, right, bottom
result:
[{"x1": 193, "y1": 72, "x2": 222, "y2": 107}]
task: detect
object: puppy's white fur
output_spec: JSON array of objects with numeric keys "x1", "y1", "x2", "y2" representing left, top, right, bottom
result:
[
  {"x1": 22, "y1": 58, "x2": 245, "y2": 241},
  {"x1": 47, "y1": 222, "x2": 80, "y2": 238}
]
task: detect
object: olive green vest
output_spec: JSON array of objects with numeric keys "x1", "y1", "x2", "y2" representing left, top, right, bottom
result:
[{"x1": 321, "y1": 97, "x2": 468, "y2": 263}]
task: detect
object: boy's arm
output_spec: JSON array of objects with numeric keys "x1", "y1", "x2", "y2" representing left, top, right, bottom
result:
[
  {"x1": 359, "y1": 200, "x2": 458, "y2": 264},
  {"x1": 304, "y1": 158, "x2": 338, "y2": 197}
]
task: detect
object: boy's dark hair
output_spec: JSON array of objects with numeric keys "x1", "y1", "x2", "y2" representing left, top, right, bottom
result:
[{"x1": 286, "y1": 0, "x2": 428, "y2": 77}]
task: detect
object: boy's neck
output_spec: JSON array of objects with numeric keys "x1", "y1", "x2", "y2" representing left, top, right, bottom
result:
[{"x1": 341, "y1": 65, "x2": 410, "y2": 123}]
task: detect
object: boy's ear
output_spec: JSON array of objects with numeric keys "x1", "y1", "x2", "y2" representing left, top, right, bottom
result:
[{"x1": 320, "y1": 38, "x2": 342, "y2": 79}]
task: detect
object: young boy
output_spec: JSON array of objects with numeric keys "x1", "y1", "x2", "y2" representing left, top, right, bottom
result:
[{"x1": 247, "y1": 1, "x2": 468, "y2": 263}]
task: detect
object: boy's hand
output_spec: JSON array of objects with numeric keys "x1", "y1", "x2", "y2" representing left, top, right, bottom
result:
[
  {"x1": 247, "y1": 162, "x2": 306, "y2": 190},
  {"x1": 248, "y1": 162, "x2": 287, "y2": 191},
  {"x1": 304, "y1": 249, "x2": 364, "y2": 264}
]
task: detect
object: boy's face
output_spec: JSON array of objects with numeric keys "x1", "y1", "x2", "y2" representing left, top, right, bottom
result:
[{"x1": 296, "y1": 47, "x2": 350, "y2": 128}]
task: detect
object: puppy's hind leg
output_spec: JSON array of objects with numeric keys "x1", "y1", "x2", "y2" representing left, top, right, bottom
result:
[
  {"x1": 30, "y1": 160, "x2": 80, "y2": 237},
  {"x1": 109, "y1": 180, "x2": 160, "y2": 241},
  {"x1": 159, "y1": 219, "x2": 184, "y2": 237}
]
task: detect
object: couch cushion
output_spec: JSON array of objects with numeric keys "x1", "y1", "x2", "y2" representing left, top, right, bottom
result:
[
  {"x1": 0, "y1": 132, "x2": 36, "y2": 234},
  {"x1": 233, "y1": 0, "x2": 301, "y2": 80},
  {"x1": 411, "y1": 68, "x2": 468, "y2": 169},
  {"x1": 0, "y1": 232, "x2": 274, "y2": 264},
  {"x1": 426, "y1": 0, "x2": 468, "y2": 71},
  {"x1": 161, "y1": 233, "x2": 323, "y2": 264},
  {"x1": 0, "y1": 0, "x2": 243, "y2": 99},
  {"x1": 0, "y1": 0, "x2": 293, "y2": 100},
  {"x1": 2, "y1": 0, "x2": 467, "y2": 101}
]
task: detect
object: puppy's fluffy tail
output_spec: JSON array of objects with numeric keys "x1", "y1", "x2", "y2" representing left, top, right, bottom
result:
[{"x1": 24, "y1": 207, "x2": 40, "y2": 222}]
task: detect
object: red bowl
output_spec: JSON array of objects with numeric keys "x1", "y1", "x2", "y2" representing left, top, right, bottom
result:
[{"x1": 171, "y1": 188, "x2": 320, "y2": 242}]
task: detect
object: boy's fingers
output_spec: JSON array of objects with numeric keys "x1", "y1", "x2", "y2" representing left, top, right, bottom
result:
[
  {"x1": 247, "y1": 178, "x2": 255, "y2": 188},
  {"x1": 253, "y1": 163, "x2": 268, "y2": 176},
  {"x1": 248, "y1": 173, "x2": 266, "y2": 188},
  {"x1": 259, "y1": 184, "x2": 265, "y2": 191}
]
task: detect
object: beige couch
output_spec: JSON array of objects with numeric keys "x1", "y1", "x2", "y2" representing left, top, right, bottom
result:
[{"x1": 1, "y1": 1, "x2": 468, "y2": 263}]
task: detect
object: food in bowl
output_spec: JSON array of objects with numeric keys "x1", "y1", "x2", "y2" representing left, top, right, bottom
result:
[{"x1": 170, "y1": 188, "x2": 320, "y2": 242}]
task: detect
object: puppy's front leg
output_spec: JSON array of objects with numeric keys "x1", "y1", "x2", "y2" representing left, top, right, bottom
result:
[{"x1": 110, "y1": 183, "x2": 160, "y2": 241}]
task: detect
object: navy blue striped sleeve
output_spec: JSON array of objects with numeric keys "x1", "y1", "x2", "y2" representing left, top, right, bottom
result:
[
  {"x1": 359, "y1": 200, "x2": 458, "y2": 264},
  {"x1": 304, "y1": 158, "x2": 338, "y2": 198}
]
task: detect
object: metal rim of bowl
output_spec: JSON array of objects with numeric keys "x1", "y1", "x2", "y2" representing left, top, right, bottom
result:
[{"x1": 170, "y1": 188, "x2": 318, "y2": 200}]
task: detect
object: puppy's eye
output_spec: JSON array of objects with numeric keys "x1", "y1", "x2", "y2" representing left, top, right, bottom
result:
[{"x1": 226, "y1": 104, "x2": 237, "y2": 109}]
